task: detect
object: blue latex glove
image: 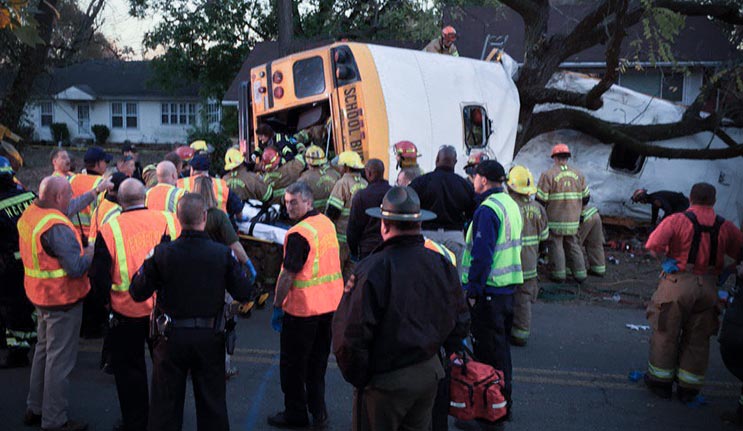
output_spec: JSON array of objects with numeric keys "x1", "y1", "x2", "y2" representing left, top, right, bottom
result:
[
  {"x1": 271, "y1": 307, "x2": 284, "y2": 333},
  {"x1": 244, "y1": 259, "x2": 257, "y2": 287},
  {"x1": 662, "y1": 258, "x2": 679, "y2": 274}
]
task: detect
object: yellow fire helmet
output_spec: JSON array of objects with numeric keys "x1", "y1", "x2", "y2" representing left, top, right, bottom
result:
[
  {"x1": 224, "y1": 147, "x2": 245, "y2": 171},
  {"x1": 507, "y1": 165, "x2": 537, "y2": 196},
  {"x1": 305, "y1": 145, "x2": 327, "y2": 167},
  {"x1": 337, "y1": 151, "x2": 365, "y2": 170},
  {"x1": 190, "y1": 139, "x2": 214, "y2": 154}
]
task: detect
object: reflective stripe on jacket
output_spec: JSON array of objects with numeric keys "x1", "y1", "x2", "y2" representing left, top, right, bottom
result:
[
  {"x1": 69, "y1": 174, "x2": 104, "y2": 235},
  {"x1": 281, "y1": 213, "x2": 343, "y2": 317},
  {"x1": 88, "y1": 198, "x2": 122, "y2": 243},
  {"x1": 536, "y1": 164, "x2": 588, "y2": 235},
  {"x1": 146, "y1": 183, "x2": 185, "y2": 213},
  {"x1": 424, "y1": 239, "x2": 457, "y2": 267},
  {"x1": 462, "y1": 192, "x2": 524, "y2": 289},
  {"x1": 515, "y1": 196, "x2": 548, "y2": 280},
  {"x1": 18, "y1": 204, "x2": 90, "y2": 307},
  {"x1": 100, "y1": 209, "x2": 179, "y2": 317}
]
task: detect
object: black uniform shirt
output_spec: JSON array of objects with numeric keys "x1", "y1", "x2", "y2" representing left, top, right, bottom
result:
[
  {"x1": 648, "y1": 191, "x2": 689, "y2": 225},
  {"x1": 346, "y1": 179, "x2": 392, "y2": 259},
  {"x1": 130, "y1": 230, "x2": 252, "y2": 318},
  {"x1": 282, "y1": 209, "x2": 319, "y2": 273},
  {"x1": 409, "y1": 166, "x2": 475, "y2": 231}
]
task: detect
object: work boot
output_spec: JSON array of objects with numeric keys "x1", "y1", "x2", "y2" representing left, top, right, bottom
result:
[
  {"x1": 267, "y1": 411, "x2": 309, "y2": 429},
  {"x1": 588, "y1": 269, "x2": 605, "y2": 277},
  {"x1": 509, "y1": 336, "x2": 527, "y2": 347},
  {"x1": 41, "y1": 420, "x2": 88, "y2": 431},
  {"x1": 677, "y1": 386, "x2": 700, "y2": 404},
  {"x1": 23, "y1": 410, "x2": 41, "y2": 427},
  {"x1": 643, "y1": 373, "x2": 672, "y2": 399}
]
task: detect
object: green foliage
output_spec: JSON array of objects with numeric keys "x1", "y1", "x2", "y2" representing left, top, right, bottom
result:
[
  {"x1": 1, "y1": 0, "x2": 44, "y2": 46},
  {"x1": 50, "y1": 122, "x2": 69, "y2": 144},
  {"x1": 630, "y1": 0, "x2": 686, "y2": 67},
  {"x1": 220, "y1": 106, "x2": 239, "y2": 138},
  {"x1": 91, "y1": 124, "x2": 109, "y2": 145}
]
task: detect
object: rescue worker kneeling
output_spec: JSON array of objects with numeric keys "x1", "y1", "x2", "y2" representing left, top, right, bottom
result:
[
  {"x1": 644, "y1": 183, "x2": 743, "y2": 402},
  {"x1": 129, "y1": 193, "x2": 254, "y2": 431},
  {"x1": 333, "y1": 186, "x2": 469, "y2": 431}
]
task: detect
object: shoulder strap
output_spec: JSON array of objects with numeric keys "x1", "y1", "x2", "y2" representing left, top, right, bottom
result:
[{"x1": 683, "y1": 211, "x2": 725, "y2": 267}]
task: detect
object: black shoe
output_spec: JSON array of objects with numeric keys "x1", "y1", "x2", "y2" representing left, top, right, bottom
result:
[
  {"x1": 643, "y1": 373, "x2": 672, "y2": 399},
  {"x1": 267, "y1": 412, "x2": 309, "y2": 429},
  {"x1": 677, "y1": 386, "x2": 700, "y2": 404},
  {"x1": 311, "y1": 412, "x2": 328, "y2": 429},
  {"x1": 23, "y1": 410, "x2": 41, "y2": 427},
  {"x1": 41, "y1": 420, "x2": 88, "y2": 431}
]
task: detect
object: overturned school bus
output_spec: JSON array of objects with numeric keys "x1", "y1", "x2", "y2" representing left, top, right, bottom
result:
[{"x1": 245, "y1": 42, "x2": 520, "y2": 173}]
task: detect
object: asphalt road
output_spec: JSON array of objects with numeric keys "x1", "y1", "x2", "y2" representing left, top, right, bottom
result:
[{"x1": 1, "y1": 302, "x2": 740, "y2": 431}]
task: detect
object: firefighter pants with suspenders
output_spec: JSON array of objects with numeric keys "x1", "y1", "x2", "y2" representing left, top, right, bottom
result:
[{"x1": 646, "y1": 212, "x2": 725, "y2": 389}]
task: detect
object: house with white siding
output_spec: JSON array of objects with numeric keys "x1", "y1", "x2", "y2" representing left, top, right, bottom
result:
[{"x1": 22, "y1": 60, "x2": 220, "y2": 145}]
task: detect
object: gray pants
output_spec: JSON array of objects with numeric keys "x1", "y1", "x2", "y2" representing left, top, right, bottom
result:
[
  {"x1": 353, "y1": 355, "x2": 444, "y2": 431},
  {"x1": 422, "y1": 229, "x2": 465, "y2": 273},
  {"x1": 27, "y1": 302, "x2": 83, "y2": 429}
]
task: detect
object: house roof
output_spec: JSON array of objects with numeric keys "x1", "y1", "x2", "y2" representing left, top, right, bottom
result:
[
  {"x1": 223, "y1": 39, "x2": 421, "y2": 104},
  {"x1": 445, "y1": 5, "x2": 740, "y2": 64},
  {"x1": 25, "y1": 60, "x2": 200, "y2": 100}
]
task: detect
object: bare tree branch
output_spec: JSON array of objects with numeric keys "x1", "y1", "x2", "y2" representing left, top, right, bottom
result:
[
  {"x1": 527, "y1": 108, "x2": 742, "y2": 159},
  {"x1": 499, "y1": 0, "x2": 542, "y2": 20},
  {"x1": 584, "y1": 0, "x2": 628, "y2": 107}
]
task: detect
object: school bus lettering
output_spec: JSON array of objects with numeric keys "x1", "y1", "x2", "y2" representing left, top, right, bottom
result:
[{"x1": 341, "y1": 84, "x2": 366, "y2": 156}]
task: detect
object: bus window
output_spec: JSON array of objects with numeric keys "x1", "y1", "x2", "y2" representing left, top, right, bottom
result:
[
  {"x1": 463, "y1": 105, "x2": 491, "y2": 149},
  {"x1": 293, "y1": 57, "x2": 326, "y2": 98}
]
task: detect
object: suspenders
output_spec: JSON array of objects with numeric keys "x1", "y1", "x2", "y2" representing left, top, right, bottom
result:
[{"x1": 682, "y1": 211, "x2": 725, "y2": 267}]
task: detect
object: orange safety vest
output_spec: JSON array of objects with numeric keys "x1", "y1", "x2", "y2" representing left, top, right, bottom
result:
[
  {"x1": 18, "y1": 204, "x2": 90, "y2": 307},
  {"x1": 424, "y1": 238, "x2": 457, "y2": 267},
  {"x1": 69, "y1": 173, "x2": 104, "y2": 236},
  {"x1": 177, "y1": 174, "x2": 229, "y2": 213},
  {"x1": 146, "y1": 183, "x2": 185, "y2": 213},
  {"x1": 88, "y1": 197, "x2": 121, "y2": 243},
  {"x1": 100, "y1": 209, "x2": 180, "y2": 318},
  {"x1": 281, "y1": 213, "x2": 343, "y2": 317}
]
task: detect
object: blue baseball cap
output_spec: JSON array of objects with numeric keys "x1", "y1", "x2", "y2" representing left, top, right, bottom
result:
[
  {"x1": 84, "y1": 146, "x2": 113, "y2": 164},
  {"x1": 189, "y1": 154, "x2": 210, "y2": 171}
]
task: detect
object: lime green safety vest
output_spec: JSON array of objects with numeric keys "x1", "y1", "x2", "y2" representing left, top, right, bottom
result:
[{"x1": 462, "y1": 192, "x2": 524, "y2": 290}]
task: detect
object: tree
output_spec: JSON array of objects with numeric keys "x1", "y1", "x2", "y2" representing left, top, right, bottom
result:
[
  {"x1": 0, "y1": 0, "x2": 117, "y2": 132},
  {"x1": 497, "y1": 0, "x2": 743, "y2": 159}
]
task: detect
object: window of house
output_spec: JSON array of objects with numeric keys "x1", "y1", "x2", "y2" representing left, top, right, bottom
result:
[
  {"x1": 206, "y1": 102, "x2": 221, "y2": 124},
  {"x1": 619, "y1": 70, "x2": 662, "y2": 97},
  {"x1": 608, "y1": 144, "x2": 645, "y2": 175},
  {"x1": 126, "y1": 103, "x2": 138, "y2": 128},
  {"x1": 40, "y1": 102, "x2": 53, "y2": 127},
  {"x1": 661, "y1": 73, "x2": 684, "y2": 102},
  {"x1": 293, "y1": 56, "x2": 325, "y2": 98},
  {"x1": 112, "y1": 102, "x2": 138, "y2": 128},
  {"x1": 161, "y1": 102, "x2": 196, "y2": 125},
  {"x1": 463, "y1": 105, "x2": 490, "y2": 150},
  {"x1": 112, "y1": 102, "x2": 123, "y2": 128}
]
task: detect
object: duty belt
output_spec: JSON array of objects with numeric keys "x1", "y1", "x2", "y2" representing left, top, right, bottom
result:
[{"x1": 169, "y1": 317, "x2": 216, "y2": 329}]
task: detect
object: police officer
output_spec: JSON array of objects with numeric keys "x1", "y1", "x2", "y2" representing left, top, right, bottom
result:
[
  {"x1": 0, "y1": 157, "x2": 36, "y2": 368},
  {"x1": 89, "y1": 179, "x2": 180, "y2": 431},
  {"x1": 720, "y1": 256, "x2": 743, "y2": 426},
  {"x1": 462, "y1": 160, "x2": 523, "y2": 428},
  {"x1": 333, "y1": 186, "x2": 469, "y2": 431},
  {"x1": 130, "y1": 193, "x2": 254, "y2": 431},
  {"x1": 268, "y1": 182, "x2": 344, "y2": 429},
  {"x1": 644, "y1": 183, "x2": 743, "y2": 402}
]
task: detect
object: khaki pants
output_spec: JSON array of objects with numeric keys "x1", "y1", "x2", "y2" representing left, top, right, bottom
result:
[
  {"x1": 578, "y1": 215, "x2": 606, "y2": 275},
  {"x1": 353, "y1": 355, "x2": 444, "y2": 431},
  {"x1": 512, "y1": 278, "x2": 539, "y2": 341},
  {"x1": 646, "y1": 272, "x2": 718, "y2": 389},
  {"x1": 548, "y1": 233, "x2": 586, "y2": 280}
]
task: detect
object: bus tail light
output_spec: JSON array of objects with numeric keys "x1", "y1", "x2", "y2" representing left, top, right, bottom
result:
[
  {"x1": 272, "y1": 71, "x2": 283, "y2": 84},
  {"x1": 274, "y1": 87, "x2": 284, "y2": 99}
]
